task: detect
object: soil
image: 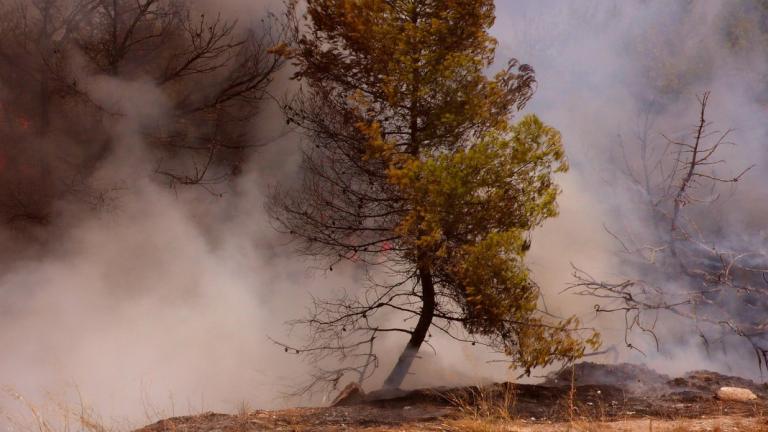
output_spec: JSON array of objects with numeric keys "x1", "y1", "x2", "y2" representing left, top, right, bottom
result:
[{"x1": 134, "y1": 363, "x2": 768, "y2": 431}]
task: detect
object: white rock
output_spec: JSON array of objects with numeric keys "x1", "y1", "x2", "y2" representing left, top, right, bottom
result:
[{"x1": 716, "y1": 387, "x2": 758, "y2": 401}]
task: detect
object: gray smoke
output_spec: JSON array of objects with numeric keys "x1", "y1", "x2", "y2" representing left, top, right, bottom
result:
[
  {"x1": 4, "y1": 1, "x2": 768, "y2": 429},
  {"x1": 496, "y1": 0, "x2": 768, "y2": 378},
  {"x1": 0, "y1": 0, "x2": 336, "y2": 427}
]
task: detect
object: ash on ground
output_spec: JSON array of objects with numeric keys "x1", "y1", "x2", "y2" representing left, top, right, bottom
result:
[
  {"x1": 543, "y1": 362, "x2": 671, "y2": 395},
  {"x1": 330, "y1": 362, "x2": 768, "y2": 422},
  {"x1": 543, "y1": 362, "x2": 768, "y2": 399}
]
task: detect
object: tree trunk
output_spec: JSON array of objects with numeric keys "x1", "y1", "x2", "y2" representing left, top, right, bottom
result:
[
  {"x1": 381, "y1": 264, "x2": 435, "y2": 389},
  {"x1": 382, "y1": 4, "x2": 428, "y2": 391}
]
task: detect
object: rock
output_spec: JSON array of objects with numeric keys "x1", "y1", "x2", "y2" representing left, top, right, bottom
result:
[
  {"x1": 716, "y1": 387, "x2": 758, "y2": 402},
  {"x1": 331, "y1": 382, "x2": 365, "y2": 406}
]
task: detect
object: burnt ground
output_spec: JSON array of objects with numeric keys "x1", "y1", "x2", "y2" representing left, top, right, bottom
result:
[{"x1": 135, "y1": 363, "x2": 768, "y2": 431}]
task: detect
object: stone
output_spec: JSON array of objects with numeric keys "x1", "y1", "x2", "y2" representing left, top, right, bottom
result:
[
  {"x1": 716, "y1": 387, "x2": 758, "y2": 402},
  {"x1": 331, "y1": 382, "x2": 366, "y2": 406}
]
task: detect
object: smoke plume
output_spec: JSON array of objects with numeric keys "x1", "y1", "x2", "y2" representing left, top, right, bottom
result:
[
  {"x1": 3, "y1": 1, "x2": 768, "y2": 428},
  {"x1": 496, "y1": 0, "x2": 768, "y2": 378}
]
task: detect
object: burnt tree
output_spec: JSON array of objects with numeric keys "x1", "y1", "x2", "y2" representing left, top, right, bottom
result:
[
  {"x1": 570, "y1": 92, "x2": 768, "y2": 365},
  {"x1": 0, "y1": 0, "x2": 286, "y2": 228}
]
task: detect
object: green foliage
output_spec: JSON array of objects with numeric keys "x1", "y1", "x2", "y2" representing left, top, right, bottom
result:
[
  {"x1": 274, "y1": 0, "x2": 598, "y2": 380},
  {"x1": 388, "y1": 115, "x2": 567, "y2": 304},
  {"x1": 387, "y1": 114, "x2": 596, "y2": 371}
]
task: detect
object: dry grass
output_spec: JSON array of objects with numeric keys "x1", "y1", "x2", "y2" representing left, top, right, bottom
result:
[
  {"x1": 404, "y1": 417, "x2": 760, "y2": 432},
  {"x1": 437, "y1": 369, "x2": 768, "y2": 432},
  {"x1": 443, "y1": 383, "x2": 518, "y2": 422},
  {"x1": 438, "y1": 416, "x2": 768, "y2": 432},
  {"x1": 346, "y1": 416, "x2": 768, "y2": 432},
  {"x1": 5, "y1": 384, "x2": 768, "y2": 432},
  {"x1": 1, "y1": 388, "x2": 112, "y2": 432}
]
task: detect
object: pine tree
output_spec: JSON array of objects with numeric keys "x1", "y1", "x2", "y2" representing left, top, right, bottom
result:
[{"x1": 271, "y1": 0, "x2": 598, "y2": 391}]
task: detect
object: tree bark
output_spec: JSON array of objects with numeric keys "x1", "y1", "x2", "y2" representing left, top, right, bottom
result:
[
  {"x1": 382, "y1": 2, "x2": 429, "y2": 391},
  {"x1": 381, "y1": 263, "x2": 435, "y2": 389}
]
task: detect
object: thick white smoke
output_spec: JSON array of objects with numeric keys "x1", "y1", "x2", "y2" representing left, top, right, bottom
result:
[{"x1": 0, "y1": 0, "x2": 337, "y2": 427}]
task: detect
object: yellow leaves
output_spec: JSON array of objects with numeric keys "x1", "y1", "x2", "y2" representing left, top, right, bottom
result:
[
  {"x1": 267, "y1": 43, "x2": 291, "y2": 57},
  {"x1": 585, "y1": 331, "x2": 602, "y2": 351},
  {"x1": 509, "y1": 115, "x2": 567, "y2": 171},
  {"x1": 356, "y1": 120, "x2": 394, "y2": 161},
  {"x1": 303, "y1": 0, "x2": 504, "y2": 114}
]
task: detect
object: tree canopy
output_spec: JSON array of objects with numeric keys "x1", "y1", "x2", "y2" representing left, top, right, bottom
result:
[
  {"x1": 0, "y1": 0, "x2": 285, "y2": 227},
  {"x1": 272, "y1": 0, "x2": 598, "y2": 391}
]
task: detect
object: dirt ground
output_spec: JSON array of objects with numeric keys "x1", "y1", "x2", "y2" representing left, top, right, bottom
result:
[
  {"x1": 135, "y1": 363, "x2": 768, "y2": 431},
  {"x1": 136, "y1": 410, "x2": 768, "y2": 431}
]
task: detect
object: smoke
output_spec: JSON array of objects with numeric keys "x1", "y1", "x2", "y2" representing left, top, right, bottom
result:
[
  {"x1": 3, "y1": 0, "x2": 768, "y2": 428},
  {"x1": 495, "y1": 0, "x2": 768, "y2": 378},
  {"x1": 0, "y1": 0, "x2": 344, "y2": 426}
]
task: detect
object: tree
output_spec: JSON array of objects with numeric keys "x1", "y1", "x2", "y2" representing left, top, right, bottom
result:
[
  {"x1": 270, "y1": 0, "x2": 598, "y2": 392},
  {"x1": 0, "y1": 0, "x2": 286, "y2": 228},
  {"x1": 570, "y1": 92, "x2": 768, "y2": 365}
]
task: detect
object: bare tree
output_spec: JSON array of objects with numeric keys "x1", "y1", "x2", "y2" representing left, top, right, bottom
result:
[
  {"x1": 0, "y1": 0, "x2": 286, "y2": 227},
  {"x1": 569, "y1": 92, "x2": 768, "y2": 366}
]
